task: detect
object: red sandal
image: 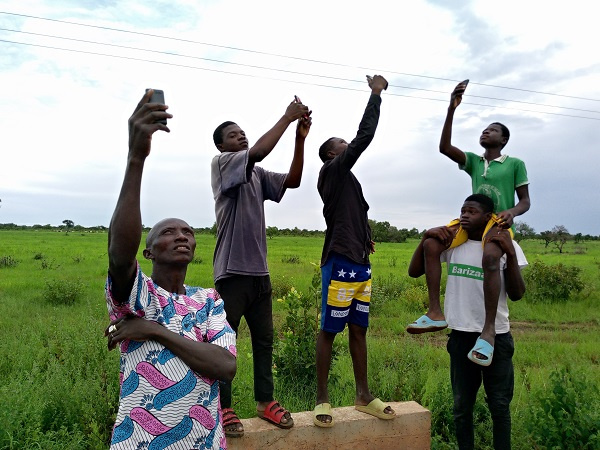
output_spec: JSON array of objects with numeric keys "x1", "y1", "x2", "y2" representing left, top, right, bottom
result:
[
  {"x1": 222, "y1": 408, "x2": 244, "y2": 438},
  {"x1": 258, "y1": 400, "x2": 294, "y2": 429}
]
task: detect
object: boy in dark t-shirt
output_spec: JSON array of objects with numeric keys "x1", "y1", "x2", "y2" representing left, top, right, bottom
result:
[{"x1": 313, "y1": 75, "x2": 395, "y2": 428}]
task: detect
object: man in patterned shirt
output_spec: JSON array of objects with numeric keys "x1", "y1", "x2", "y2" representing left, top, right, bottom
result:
[{"x1": 105, "y1": 90, "x2": 237, "y2": 449}]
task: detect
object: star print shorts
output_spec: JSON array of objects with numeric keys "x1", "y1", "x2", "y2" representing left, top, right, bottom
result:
[{"x1": 320, "y1": 252, "x2": 371, "y2": 333}]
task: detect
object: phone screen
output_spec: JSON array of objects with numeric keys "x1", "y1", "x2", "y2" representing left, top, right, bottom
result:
[{"x1": 145, "y1": 89, "x2": 167, "y2": 125}]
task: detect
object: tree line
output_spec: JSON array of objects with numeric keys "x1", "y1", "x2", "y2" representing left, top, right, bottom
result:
[
  {"x1": 513, "y1": 222, "x2": 598, "y2": 253},
  {"x1": 0, "y1": 220, "x2": 597, "y2": 246}
]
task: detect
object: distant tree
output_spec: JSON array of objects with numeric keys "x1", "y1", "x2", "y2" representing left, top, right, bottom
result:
[
  {"x1": 62, "y1": 219, "x2": 75, "y2": 234},
  {"x1": 266, "y1": 226, "x2": 279, "y2": 239},
  {"x1": 551, "y1": 225, "x2": 570, "y2": 254},
  {"x1": 408, "y1": 228, "x2": 421, "y2": 239},
  {"x1": 574, "y1": 233, "x2": 583, "y2": 244},
  {"x1": 540, "y1": 230, "x2": 554, "y2": 248},
  {"x1": 514, "y1": 221, "x2": 536, "y2": 242},
  {"x1": 368, "y1": 220, "x2": 407, "y2": 243}
]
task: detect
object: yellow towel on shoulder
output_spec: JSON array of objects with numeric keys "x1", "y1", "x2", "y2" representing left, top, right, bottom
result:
[{"x1": 447, "y1": 214, "x2": 514, "y2": 249}]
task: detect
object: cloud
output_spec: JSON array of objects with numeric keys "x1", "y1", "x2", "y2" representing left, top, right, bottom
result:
[{"x1": 0, "y1": 1, "x2": 598, "y2": 236}]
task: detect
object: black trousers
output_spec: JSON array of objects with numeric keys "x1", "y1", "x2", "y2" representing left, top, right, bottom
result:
[
  {"x1": 447, "y1": 330, "x2": 515, "y2": 450},
  {"x1": 215, "y1": 275, "x2": 274, "y2": 408}
]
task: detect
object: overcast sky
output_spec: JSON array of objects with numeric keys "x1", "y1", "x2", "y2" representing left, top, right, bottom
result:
[{"x1": 1, "y1": 0, "x2": 598, "y2": 235}]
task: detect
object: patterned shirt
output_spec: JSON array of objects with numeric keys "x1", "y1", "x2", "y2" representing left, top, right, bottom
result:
[{"x1": 106, "y1": 264, "x2": 237, "y2": 450}]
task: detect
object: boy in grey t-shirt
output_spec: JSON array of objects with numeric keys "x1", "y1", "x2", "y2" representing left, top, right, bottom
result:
[{"x1": 210, "y1": 99, "x2": 311, "y2": 437}]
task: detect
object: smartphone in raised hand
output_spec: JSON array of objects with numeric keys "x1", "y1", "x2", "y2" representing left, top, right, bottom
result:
[
  {"x1": 294, "y1": 95, "x2": 309, "y2": 119},
  {"x1": 145, "y1": 88, "x2": 167, "y2": 125}
]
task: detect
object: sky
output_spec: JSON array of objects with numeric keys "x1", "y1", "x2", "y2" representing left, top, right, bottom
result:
[{"x1": 1, "y1": 0, "x2": 599, "y2": 235}]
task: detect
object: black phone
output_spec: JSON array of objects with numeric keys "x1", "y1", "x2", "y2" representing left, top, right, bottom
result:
[
  {"x1": 294, "y1": 95, "x2": 310, "y2": 120},
  {"x1": 145, "y1": 88, "x2": 167, "y2": 125}
]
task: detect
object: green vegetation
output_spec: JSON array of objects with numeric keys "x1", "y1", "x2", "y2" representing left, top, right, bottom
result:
[
  {"x1": 525, "y1": 366, "x2": 600, "y2": 448},
  {"x1": 524, "y1": 260, "x2": 584, "y2": 303},
  {"x1": 0, "y1": 230, "x2": 599, "y2": 449}
]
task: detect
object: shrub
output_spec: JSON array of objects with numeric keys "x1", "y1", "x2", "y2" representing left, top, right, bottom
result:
[
  {"x1": 526, "y1": 367, "x2": 600, "y2": 448},
  {"x1": 273, "y1": 267, "x2": 340, "y2": 397},
  {"x1": 281, "y1": 254, "x2": 300, "y2": 264},
  {"x1": 371, "y1": 274, "x2": 417, "y2": 313},
  {"x1": 273, "y1": 286, "x2": 319, "y2": 392},
  {"x1": 41, "y1": 259, "x2": 60, "y2": 270},
  {"x1": 423, "y1": 370, "x2": 493, "y2": 449},
  {"x1": 400, "y1": 284, "x2": 429, "y2": 314},
  {"x1": 44, "y1": 279, "x2": 85, "y2": 305},
  {"x1": 372, "y1": 273, "x2": 406, "y2": 302},
  {"x1": 0, "y1": 255, "x2": 19, "y2": 268},
  {"x1": 271, "y1": 274, "x2": 293, "y2": 300},
  {"x1": 422, "y1": 371, "x2": 456, "y2": 447},
  {"x1": 523, "y1": 260, "x2": 584, "y2": 303},
  {"x1": 33, "y1": 252, "x2": 45, "y2": 260}
]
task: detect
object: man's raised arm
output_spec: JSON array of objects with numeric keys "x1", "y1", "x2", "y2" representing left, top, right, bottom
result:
[
  {"x1": 248, "y1": 99, "x2": 309, "y2": 163},
  {"x1": 108, "y1": 90, "x2": 172, "y2": 302},
  {"x1": 335, "y1": 75, "x2": 387, "y2": 172},
  {"x1": 439, "y1": 81, "x2": 468, "y2": 165},
  {"x1": 283, "y1": 113, "x2": 312, "y2": 189}
]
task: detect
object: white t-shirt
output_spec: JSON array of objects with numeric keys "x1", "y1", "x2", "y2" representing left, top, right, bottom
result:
[{"x1": 441, "y1": 239, "x2": 528, "y2": 333}]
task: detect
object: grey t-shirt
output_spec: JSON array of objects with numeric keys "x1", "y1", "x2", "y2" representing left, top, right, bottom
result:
[{"x1": 211, "y1": 150, "x2": 286, "y2": 282}]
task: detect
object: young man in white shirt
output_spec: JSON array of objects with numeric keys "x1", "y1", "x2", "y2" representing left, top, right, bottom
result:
[{"x1": 408, "y1": 194, "x2": 527, "y2": 449}]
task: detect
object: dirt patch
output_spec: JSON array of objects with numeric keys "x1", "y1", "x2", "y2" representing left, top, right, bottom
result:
[{"x1": 511, "y1": 320, "x2": 599, "y2": 331}]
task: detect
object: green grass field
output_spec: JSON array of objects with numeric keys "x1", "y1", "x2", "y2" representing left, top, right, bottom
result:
[{"x1": 0, "y1": 231, "x2": 598, "y2": 449}]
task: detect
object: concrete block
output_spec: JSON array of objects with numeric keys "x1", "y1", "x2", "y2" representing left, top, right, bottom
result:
[{"x1": 227, "y1": 401, "x2": 430, "y2": 450}]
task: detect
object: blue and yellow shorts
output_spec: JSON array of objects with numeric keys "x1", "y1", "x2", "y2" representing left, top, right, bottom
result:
[
  {"x1": 320, "y1": 252, "x2": 371, "y2": 333},
  {"x1": 447, "y1": 213, "x2": 514, "y2": 249}
]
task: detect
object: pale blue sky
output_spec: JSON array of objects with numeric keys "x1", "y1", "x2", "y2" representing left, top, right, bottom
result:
[{"x1": 1, "y1": 0, "x2": 598, "y2": 234}]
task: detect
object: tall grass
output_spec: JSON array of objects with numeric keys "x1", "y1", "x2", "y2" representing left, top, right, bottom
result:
[{"x1": 0, "y1": 231, "x2": 599, "y2": 448}]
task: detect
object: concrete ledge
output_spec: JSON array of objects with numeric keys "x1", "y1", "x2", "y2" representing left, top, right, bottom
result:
[{"x1": 228, "y1": 401, "x2": 430, "y2": 450}]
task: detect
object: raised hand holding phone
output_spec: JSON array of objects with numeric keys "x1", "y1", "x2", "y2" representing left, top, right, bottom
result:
[
  {"x1": 366, "y1": 74, "x2": 388, "y2": 93},
  {"x1": 145, "y1": 88, "x2": 167, "y2": 125},
  {"x1": 294, "y1": 95, "x2": 310, "y2": 120},
  {"x1": 450, "y1": 79, "x2": 469, "y2": 109}
]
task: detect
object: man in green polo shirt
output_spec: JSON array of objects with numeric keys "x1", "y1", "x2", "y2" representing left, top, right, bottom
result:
[{"x1": 406, "y1": 80, "x2": 530, "y2": 369}]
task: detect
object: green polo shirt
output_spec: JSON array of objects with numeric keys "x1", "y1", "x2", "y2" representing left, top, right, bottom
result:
[{"x1": 461, "y1": 152, "x2": 529, "y2": 213}]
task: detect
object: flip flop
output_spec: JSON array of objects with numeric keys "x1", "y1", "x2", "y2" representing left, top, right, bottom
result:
[
  {"x1": 222, "y1": 408, "x2": 244, "y2": 438},
  {"x1": 258, "y1": 400, "x2": 294, "y2": 429},
  {"x1": 313, "y1": 402, "x2": 334, "y2": 428},
  {"x1": 467, "y1": 337, "x2": 494, "y2": 367},
  {"x1": 355, "y1": 398, "x2": 395, "y2": 420},
  {"x1": 406, "y1": 314, "x2": 448, "y2": 334}
]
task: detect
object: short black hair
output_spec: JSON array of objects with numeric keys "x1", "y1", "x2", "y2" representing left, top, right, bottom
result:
[
  {"x1": 318, "y1": 137, "x2": 336, "y2": 162},
  {"x1": 213, "y1": 121, "x2": 236, "y2": 147},
  {"x1": 465, "y1": 194, "x2": 494, "y2": 213},
  {"x1": 491, "y1": 122, "x2": 510, "y2": 148}
]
